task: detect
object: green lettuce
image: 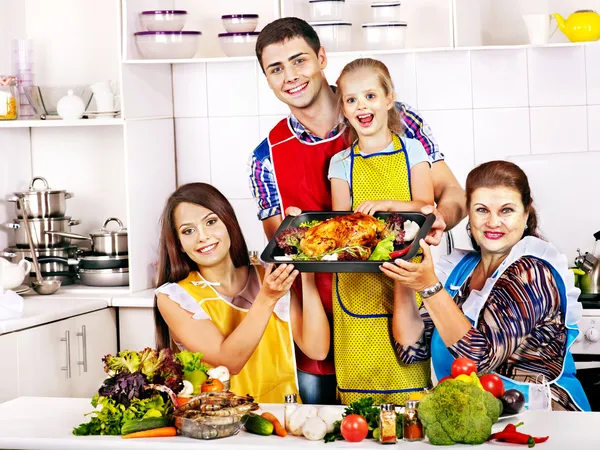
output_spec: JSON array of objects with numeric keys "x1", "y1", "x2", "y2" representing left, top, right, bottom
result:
[
  {"x1": 175, "y1": 351, "x2": 209, "y2": 375},
  {"x1": 369, "y1": 233, "x2": 395, "y2": 261}
]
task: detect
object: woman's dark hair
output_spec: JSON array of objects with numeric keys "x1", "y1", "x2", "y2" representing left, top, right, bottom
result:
[
  {"x1": 154, "y1": 183, "x2": 250, "y2": 350},
  {"x1": 465, "y1": 160, "x2": 541, "y2": 251},
  {"x1": 255, "y1": 17, "x2": 321, "y2": 72}
]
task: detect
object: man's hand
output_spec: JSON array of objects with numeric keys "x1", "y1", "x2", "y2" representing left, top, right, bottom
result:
[
  {"x1": 285, "y1": 206, "x2": 302, "y2": 216},
  {"x1": 421, "y1": 205, "x2": 446, "y2": 246}
]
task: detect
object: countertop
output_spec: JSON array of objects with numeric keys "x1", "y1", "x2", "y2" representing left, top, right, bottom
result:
[
  {"x1": 0, "y1": 285, "x2": 156, "y2": 335},
  {"x1": 0, "y1": 397, "x2": 599, "y2": 449}
]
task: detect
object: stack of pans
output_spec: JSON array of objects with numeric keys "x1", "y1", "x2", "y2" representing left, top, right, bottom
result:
[
  {"x1": 43, "y1": 217, "x2": 130, "y2": 287},
  {"x1": 4, "y1": 177, "x2": 79, "y2": 285}
]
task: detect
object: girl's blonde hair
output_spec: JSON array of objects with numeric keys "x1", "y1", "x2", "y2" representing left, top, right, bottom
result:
[{"x1": 335, "y1": 58, "x2": 404, "y2": 145}]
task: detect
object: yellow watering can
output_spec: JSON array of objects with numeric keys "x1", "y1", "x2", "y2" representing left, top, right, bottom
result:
[{"x1": 552, "y1": 10, "x2": 600, "y2": 42}]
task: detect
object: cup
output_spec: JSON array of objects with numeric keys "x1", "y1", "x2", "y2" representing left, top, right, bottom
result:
[
  {"x1": 523, "y1": 14, "x2": 550, "y2": 45},
  {"x1": 94, "y1": 92, "x2": 115, "y2": 112},
  {"x1": 90, "y1": 80, "x2": 115, "y2": 96}
]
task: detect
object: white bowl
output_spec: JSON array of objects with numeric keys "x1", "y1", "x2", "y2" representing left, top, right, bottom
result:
[
  {"x1": 134, "y1": 31, "x2": 201, "y2": 59},
  {"x1": 221, "y1": 14, "x2": 259, "y2": 33},
  {"x1": 140, "y1": 10, "x2": 187, "y2": 32},
  {"x1": 362, "y1": 22, "x2": 407, "y2": 50},
  {"x1": 218, "y1": 32, "x2": 259, "y2": 57},
  {"x1": 371, "y1": 1, "x2": 402, "y2": 22},
  {"x1": 308, "y1": 21, "x2": 352, "y2": 52},
  {"x1": 308, "y1": 0, "x2": 345, "y2": 22}
]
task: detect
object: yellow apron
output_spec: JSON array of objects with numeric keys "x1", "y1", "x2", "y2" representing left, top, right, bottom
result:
[
  {"x1": 178, "y1": 268, "x2": 300, "y2": 403},
  {"x1": 334, "y1": 133, "x2": 431, "y2": 405}
]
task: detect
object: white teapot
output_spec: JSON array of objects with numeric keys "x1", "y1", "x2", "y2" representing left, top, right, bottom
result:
[{"x1": 0, "y1": 258, "x2": 31, "y2": 290}]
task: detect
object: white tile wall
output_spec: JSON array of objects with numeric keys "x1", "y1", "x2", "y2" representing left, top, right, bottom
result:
[
  {"x1": 527, "y1": 46, "x2": 586, "y2": 107},
  {"x1": 416, "y1": 51, "x2": 472, "y2": 110},
  {"x1": 174, "y1": 42, "x2": 600, "y2": 260},
  {"x1": 471, "y1": 49, "x2": 528, "y2": 109},
  {"x1": 173, "y1": 64, "x2": 208, "y2": 118},
  {"x1": 530, "y1": 106, "x2": 588, "y2": 154}
]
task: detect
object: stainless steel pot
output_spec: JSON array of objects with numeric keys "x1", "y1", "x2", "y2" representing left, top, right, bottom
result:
[
  {"x1": 5, "y1": 217, "x2": 80, "y2": 248},
  {"x1": 45, "y1": 217, "x2": 128, "y2": 255},
  {"x1": 79, "y1": 267, "x2": 129, "y2": 287},
  {"x1": 8, "y1": 177, "x2": 73, "y2": 218},
  {"x1": 575, "y1": 250, "x2": 600, "y2": 295},
  {"x1": 7, "y1": 246, "x2": 79, "y2": 274}
]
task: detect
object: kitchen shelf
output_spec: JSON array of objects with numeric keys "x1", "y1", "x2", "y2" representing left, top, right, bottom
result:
[{"x1": 0, "y1": 118, "x2": 124, "y2": 128}]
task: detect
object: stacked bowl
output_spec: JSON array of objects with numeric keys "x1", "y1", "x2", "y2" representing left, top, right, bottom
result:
[
  {"x1": 362, "y1": 1, "x2": 408, "y2": 50},
  {"x1": 135, "y1": 10, "x2": 202, "y2": 59},
  {"x1": 218, "y1": 14, "x2": 260, "y2": 57},
  {"x1": 307, "y1": 0, "x2": 352, "y2": 52}
]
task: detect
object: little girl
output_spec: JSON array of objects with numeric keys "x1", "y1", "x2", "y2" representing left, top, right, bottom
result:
[{"x1": 328, "y1": 58, "x2": 434, "y2": 405}]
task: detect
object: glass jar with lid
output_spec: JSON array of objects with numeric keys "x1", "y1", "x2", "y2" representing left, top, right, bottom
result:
[{"x1": 0, "y1": 76, "x2": 19, "y2": 120}]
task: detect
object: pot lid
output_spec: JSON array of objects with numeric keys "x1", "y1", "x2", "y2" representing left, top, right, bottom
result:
[
  {"x1": 13, "y1": 176, "x2": 69, "y2": 196},
  {"x1": 141, "y1": 10, "x2": 187, "y2": 15},
  {"x1": 221, "y1": 14, "x2": 259, "y2": 19},
  {"x1": 91, "y1": 217, "x2": 128, "y2": 237}
]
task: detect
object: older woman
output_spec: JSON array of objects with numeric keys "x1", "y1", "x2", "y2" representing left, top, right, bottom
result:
[{"x1": 381, "y1": 161, "x2": 590, "y2": 411}]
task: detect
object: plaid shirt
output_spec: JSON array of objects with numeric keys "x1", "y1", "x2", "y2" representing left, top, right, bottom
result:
[{"x1": 248, "y1": 102, "x2": 443, "y2": 220}]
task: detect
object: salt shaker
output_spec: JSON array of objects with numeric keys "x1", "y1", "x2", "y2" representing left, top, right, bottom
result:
[{"x1": 283, "y1": 393, "x2": 298, "y2": 432}]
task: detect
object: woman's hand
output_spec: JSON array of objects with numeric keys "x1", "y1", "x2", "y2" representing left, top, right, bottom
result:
[
  {"x1": 259, "y1": 264, "x2": 299, "y2": 306},
  {"x1": 354, "y1": 200, "x2": 390, "y2": 215},
  {"x1": 380, "y1": 239, "x2": 439, "y2": 292}
]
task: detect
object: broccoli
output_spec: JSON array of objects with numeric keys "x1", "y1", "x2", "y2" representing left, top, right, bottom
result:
[{"x1": 418, "y1": 379, "x2": 502, "y2": 445}]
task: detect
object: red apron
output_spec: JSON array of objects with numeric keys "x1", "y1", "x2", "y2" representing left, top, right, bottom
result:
[{"x1": 268, "y1": 118, "x2": 346, "y2": 375}]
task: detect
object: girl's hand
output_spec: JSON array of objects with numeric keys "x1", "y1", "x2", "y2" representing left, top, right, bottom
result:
[
  {"x1": 380, "y1": 239, "x2": 439, "y2": 292},
  {"x1": 354, "y1": 200, "x2": 390, "y2": 215},
  {"x1": 260, "y1": 264, "x2": 299, "y2": 305}
]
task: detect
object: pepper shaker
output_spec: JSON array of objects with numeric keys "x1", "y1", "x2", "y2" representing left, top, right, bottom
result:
[{"x1": 403, "y1": 400, "x2": 424, "y2": 441}]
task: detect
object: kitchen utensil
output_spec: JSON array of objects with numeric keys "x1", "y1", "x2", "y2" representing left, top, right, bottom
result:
[
  {"x1": 362, "y1": 22, "x2": 408, "y2": 50},
  {"x1": 218, "y1": 32, "x2": 260, "y2": 57},
  {"x1": 575, "y1": 246, "x2": 600, "y2": 295},
  {"x1": 371, "y1": 1, "x2": 402, "y2": 22},
  {"x1": 22, "y1": 85, "x2": 93, "y2": 119},
  {"x1": 13, "y1": 285, "x2": 31, "y2": 295},
  {"x1": 140, "y1": 10, "x2": 188, "y2": 32},
  {"x1": 308, "y1": 21, "x2": 353, "y2": 52},
  {"x1": 45, "y1": 217, "x2": 128, "y2": 255},
  {"x1": 37, "y1": 252, "x2": 128, "y2": 270},
  {"x1": 6, "y1": 216, "x2": 80, "y2": 248},
  {"x1": 261, "y1": 211, "x2": 434, "y2": 272},
  {"x1": 18, "y1": 198, "x2": 60, "y2": 295},
  {"x1": 8, "y1": 177, "x2": 73, "y2": 218},
  {"x1": 78, "y1": 267, "x2": 129, "y2": 287},
  {"x1": 221, "y1": 14, "x2": 259, "y2": 33},
  {"x1": 523, "y1": 14, "x2": 551, "y2": 45},
  {"x1": 552, "y1": 10, "x2": 600, "y2": 42},
  {"x1": 134, "y1": 31, "x2": 201, "y2": 60},
  {"x1": 308, "y1": 0, "x2": 345, "y2": 22},
  {"x1": 56, "y1": 90, "x2": 84, "y2": 120},
  {"x1": 7, "y1": 245, "x2": 80, "y2": 274},
  {"x1": 0, "y1": 257, "x2": 31, "y2": 290}
]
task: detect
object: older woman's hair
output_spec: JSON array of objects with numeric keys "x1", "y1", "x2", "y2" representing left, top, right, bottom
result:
[{"x1": 466, "y1": 160, "x2": 541, "y2": 250}]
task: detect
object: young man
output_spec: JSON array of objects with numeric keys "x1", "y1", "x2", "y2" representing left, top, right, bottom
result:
[{"x1": 249, "y1": 17, "x2": 467, "y2": 404}]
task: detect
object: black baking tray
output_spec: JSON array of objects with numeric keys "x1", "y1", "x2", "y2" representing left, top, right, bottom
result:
[{"x1": 260, "y1": 211, "x2": 435, "y2": 273}]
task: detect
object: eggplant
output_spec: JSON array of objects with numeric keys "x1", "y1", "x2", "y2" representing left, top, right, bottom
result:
[{"x1": 500, "y1": 389, "x2": 525, "y2": 415}]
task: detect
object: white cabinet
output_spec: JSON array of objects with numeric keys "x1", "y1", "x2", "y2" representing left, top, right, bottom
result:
[
  {"x1": 0, "y1": 333, "x2": 19, "y2": 403},
  {"x1": 16, "y1": 308, "x2": 117, "y2": 399}
]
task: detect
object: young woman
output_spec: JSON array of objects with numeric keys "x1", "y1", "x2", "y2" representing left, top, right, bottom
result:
[
  {"x1": 326, "y1": 58, "x2": 435, "y2": 405},
  {"x1": 154, "y1": 183, "x2": 330, "y2": 403},
  {"x1": 384, "y1": 161, "x2": 590, "y2": 411}
]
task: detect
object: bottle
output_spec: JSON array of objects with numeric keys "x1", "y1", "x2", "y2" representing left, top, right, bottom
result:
[
  {"x1": 0, "y1": 76, "x2": 19, "y2": 120},
  {"x1": 403, "y1": 400, "x2": 424, "y2": 441},
  {"x1": 379, "y1": 403, "x2": 397, "y2": 444},
  {"x1": 283, "y1": 393, "x2": 298, "y2": 432}
]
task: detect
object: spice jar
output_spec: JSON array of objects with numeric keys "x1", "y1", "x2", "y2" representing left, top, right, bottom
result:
[
  {"x1": 0, "y1": 76, "x2": 18, "y2": 120},
  {"x1": 379, "y1": 403, "x2": 397, "y2": 444},
  {"x1": 283, "y1": 393, "x2": 298, "y2": 432},
  {"x1": 403, "y1": 400, "x2": 424, "y2": 441}
]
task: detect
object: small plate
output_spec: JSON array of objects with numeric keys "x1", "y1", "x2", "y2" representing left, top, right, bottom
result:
[{"x1": 13, "y1": 285, "x2": 31, "y2": 294}]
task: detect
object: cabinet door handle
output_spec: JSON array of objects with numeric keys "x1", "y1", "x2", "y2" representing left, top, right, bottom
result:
[
  {"x1": 77, "y1": 325, "x2": 88, "y2": 373},
  {"x1": 60, "y1": 330, "x2": 71, "y2": 379}
]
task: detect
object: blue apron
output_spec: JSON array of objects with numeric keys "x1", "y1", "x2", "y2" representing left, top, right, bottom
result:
[{"x1": 431, "y1": 242, "x2": 590, "y2": 411}]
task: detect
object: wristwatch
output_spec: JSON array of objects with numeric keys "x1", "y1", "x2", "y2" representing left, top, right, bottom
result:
[{"x1": 418, "y1": 282, "x2": 443, "y2": 299}]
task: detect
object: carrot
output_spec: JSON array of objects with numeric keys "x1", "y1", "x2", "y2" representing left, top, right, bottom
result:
[
  {"x1": 122, "y1": 427, "x2": 177, "y2": 439},
  {"x1": 261, "y1": 412, "x2": 287, "y2": 437}
]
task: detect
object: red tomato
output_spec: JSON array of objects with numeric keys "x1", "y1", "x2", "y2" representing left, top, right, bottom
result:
[
  {"x1": 340, "y1": 414, "x2": 368, "y2": 442},
  {"x1": 437, "y1": 375, "x2": 453, "y2": 385},
  {"x1": 479, "y1": 373, "x2": 505, "y2": 398},
  {"x1": 451, "y1": 357, "x2": 477, "y2": 378}
]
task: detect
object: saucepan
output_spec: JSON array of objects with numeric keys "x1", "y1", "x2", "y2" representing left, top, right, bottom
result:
[
  {"x1": 4, "y1": 217, "x2": 81, "y2": 248},
  {"x1": 36, "y1": 252, "x2": 128, "y2": 271},
  {"x1": 78, "y1": 267, "x2": 129, "y2": 287},
  {"x1": 45, "y1": 217, "x2": 128, "y2": 255},
  {"x1": 7, "y1": 176, "x2": 74, "y2": 219}
]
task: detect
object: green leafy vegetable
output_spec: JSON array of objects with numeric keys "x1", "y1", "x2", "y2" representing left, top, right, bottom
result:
[
  {"x1": 298, "y1": 219, "x2": 321, "y2": 228},
  {"x1": 174, "y1": 351, "x2": 209, "y2": 374},
  {"x1": 323, "y1": 397, "x2": 381, "y2": 443},
  {"x1": 369, "y1": 233, "x2": 395, "y2": 261}
]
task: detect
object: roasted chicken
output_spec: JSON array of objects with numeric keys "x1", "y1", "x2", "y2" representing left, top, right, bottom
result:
[{"x1": 299, "y1": 212, "x2": 388, "y2": 259}]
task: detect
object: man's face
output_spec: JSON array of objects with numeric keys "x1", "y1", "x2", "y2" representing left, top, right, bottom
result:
[{"x1": 261, "y1": 37, "x2": 327, "y2": 110}]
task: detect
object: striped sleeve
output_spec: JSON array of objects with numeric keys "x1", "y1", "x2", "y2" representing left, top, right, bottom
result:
[
  {"x1": 248, "y1": 138, "x2": 282, "y2": 220},
  {"x1": 397, "y1": 102, "x2": 444, "y2": 163},
  {"x1": 396, "y1": 304, "x2": 434, "y2": 364},
  {"x1": 448, "y1": 257, "x2": 561, "y2": 373}
]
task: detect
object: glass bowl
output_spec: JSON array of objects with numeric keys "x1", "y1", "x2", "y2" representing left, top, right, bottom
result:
[
  {"x1": 175, "y1": 414, "x2": 248, "y2": 440},
  {"x1": 23, "y1": 86, "x2": 93, "y2": 118},
  {"x1": 140, "y1": 10, "x2": 188, "y2": 32}
]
